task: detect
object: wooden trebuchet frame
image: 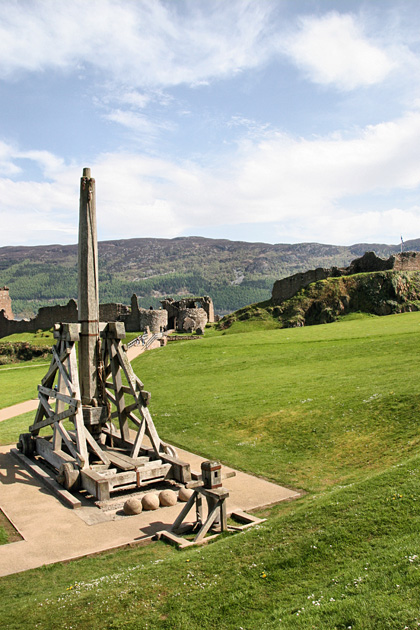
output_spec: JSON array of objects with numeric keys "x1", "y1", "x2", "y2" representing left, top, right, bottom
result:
[{"x1": 17, "y1": 321, "x2": 191, "y2": 501}]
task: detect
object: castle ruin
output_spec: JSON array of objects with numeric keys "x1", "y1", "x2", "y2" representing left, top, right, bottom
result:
[
  {"x1": 271, "y1": 251, "x2": 420, "y2": 305},
  {"x1": 0, "y1": 290, "x2": 214, "y2": 338},
  {"x1": 160, "y1": 296, "x2": 214, "y2": 332},
  {"x1": 0, "y1": 287, "x2": 13, "y2": 320}
]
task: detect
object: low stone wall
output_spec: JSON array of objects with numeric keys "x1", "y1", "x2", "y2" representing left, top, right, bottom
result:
[
  {"x1": 0, "y1": 290, "x2": 214, "y2": 338},
  {"x1": 99, "y1": 302, "x2": 130, "y2": 322},
  {"x1": 0, "y1": 299, "x2": 78, "y2": 338},
  {"x1": 272, "y1": 251, "x2": 420, "y2": 305}
]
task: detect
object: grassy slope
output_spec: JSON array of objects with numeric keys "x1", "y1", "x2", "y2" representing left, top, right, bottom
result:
[{"x1": 0, "y1": 314, "x2": 420, "y2": 629}]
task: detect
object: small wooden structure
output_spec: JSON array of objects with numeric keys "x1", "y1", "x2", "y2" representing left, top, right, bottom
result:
[
  {"x1": 157, "y1": 460, "x2": 265, "y2": 548},
  {"x1": 17, "y1": 168, "x2": 190, "y2": 501}
]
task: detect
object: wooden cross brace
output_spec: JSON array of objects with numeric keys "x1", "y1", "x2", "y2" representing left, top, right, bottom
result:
[{"x1": 171, "y1": 485, "x2": 229, "y2": 544}]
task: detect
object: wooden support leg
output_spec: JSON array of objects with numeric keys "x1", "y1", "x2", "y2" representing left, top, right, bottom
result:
[{"x1": 171, "y1": 492, "x2": 197, "y2": 532}]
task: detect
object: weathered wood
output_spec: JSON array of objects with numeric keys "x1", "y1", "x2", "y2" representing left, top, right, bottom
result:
[
  {"x1": 194, "y1": 501, "x2": 221, "y2": 543},
  {"x1": 11, "y1": 448, "x2": 81, "y2": 509},
  {"x1": 38, "y1": 385, "x2": 77, "y2": 407},
  {"x1": 56, "y1": 422, "x2": 81, "y2": 463},
  {"x1": 108, "y1": 339, "x2": 130, "y2": 441},
  {"x1": 39, "y1": 392, "x2": 54, "y2": 418},
  {"x1": 41, "y1": 346, "x2": 72, "y2": 388},
  {"x1": 81, "y1": 468, "x2": 110, "y2": 501},
  {"x1": 130, "y1": 418, "x2": 146, "y2": 458},
  {"x1": 53, "y1": 341, "x2": 65, "y2": 450},
  {"x1": 34, "y1": 437, "x2": 76, "y2": 470},
  {"x1": 100, "y1": 444, "x2": 149, "y2": 470},
  {"x1": 68, "y1": 343, "x2": 89, "y2": 467},
  {"x1": 115, "y1": 342, "x2": 138, "y2": 395},
  {"x1": 29, "y1": 405, "x2": 77, "y2": 433},
  {"x1": 51, "y1": 345, "x2": 74, "y2": 394},
  {"x1": 171, "y1": 492, "x2": 196, "y2": 532},
  {"x1": 82, "y1": 425, "x2": 110, "y2": 465}
]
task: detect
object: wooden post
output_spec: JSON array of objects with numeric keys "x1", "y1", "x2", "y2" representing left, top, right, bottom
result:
[{"x1": 78, "y1": 167, "x2": 101, "y2": 407}]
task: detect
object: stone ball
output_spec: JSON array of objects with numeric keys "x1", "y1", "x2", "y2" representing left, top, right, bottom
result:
[
  {"x1": 178, "y1": 486, "x2": 194, "y2": 502},
  {"x1": 142, "y1": 493, "x2": 160, "y2": 511},
  {"x1": 123, "y1": 497, "x2": 143, "y2": 515},
  {"x1": 159, "y1": 489, "x2": 178, "y2": 507}
]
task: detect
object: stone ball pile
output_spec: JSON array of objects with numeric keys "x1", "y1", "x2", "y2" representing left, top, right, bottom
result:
[
  {"x1": 142, "y1": 493, "x2": 160, "y2": 511},
  {"x1": 123, "y1": 486, "x2": 194, "y2": 515},
  {"x1": 178, "y1": 486, "x2": 194, "y2": 502},
  {"x1": 123, "y1": 497, "x2": 143, "y2": 515},
  {"x1": 159, "y1": 489, "x2": 177, "y2": 506}
]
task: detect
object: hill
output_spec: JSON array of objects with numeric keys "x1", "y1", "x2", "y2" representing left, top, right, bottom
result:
[
  {"x1": 1, "y1": 236, "x2": 419, "y2": 318},
  {"x1": 219, "y1": 268, "x2": 420, "y2": 330},
  {"x1": 1, "y1": 312, "x2": 420, "y2": 628}
]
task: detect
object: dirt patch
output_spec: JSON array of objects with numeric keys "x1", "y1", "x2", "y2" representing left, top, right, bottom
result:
[{"x1": 0, "y1": 508, "x2": 23, "y2": 544}]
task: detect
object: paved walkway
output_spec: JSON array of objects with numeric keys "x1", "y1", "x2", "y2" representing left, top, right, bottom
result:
[
  {"x1": 0, "y1": 346, "x2": 145, "y2": 423},
  {"x1": 0, "y1": 443, "x2": 300, "y2": 576},
  {"x1": 0, "y1": 399, "x2": 39, "y2": 423}
]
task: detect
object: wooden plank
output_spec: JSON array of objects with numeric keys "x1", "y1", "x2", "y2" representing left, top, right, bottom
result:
[
  {"x1": 38, "y1": 392, "x2": 54, "y2": 418},
  {"x1": 194, "y1": 501, "x2": 221, "y2": 543},
  {"x1": 171, "y1": 492, "x2": 196, "y2": 532},
  {"x1": 108, "y1": 339, "x2": 130, "y2": 441},
  {"x1": 107, "y1": 463, "x2": 171, "y2": 490},
  {"x1": 29, "y1": 405, "x2": 77, "y2": 433},
  {"x1": 68, "y1": 344, "x2": 89, "y2": 467},
  {"x1": 159, "y1": 453, "x2": 192, "y2": 484},
  {"x1": 31, "y1": 403, "x2": 47, "y2": 436},
  {"x1": 51, "y1": 345, "x2": 75, "y2": 394},
  {"x1": 35, "y1": 437, "x2": 76, "y2": 469},
  {"x1": 38, "y1": 385, "x2": 77, "y2": 406},
  {"x1": 81, "y1": 469, "x2": 110, "y2": 501},
  {"x1": 142, "y1": 407, "x2": 162, "y2": 455},
  {"x1": 56, "y1": 422, "x2": 81, "y2": 463},
  {"x1": 53, "y1": 344, "x2": 65, "y2": 451},
  {"x1": 126, "y1": 411, "x2": 143, "y2": 428},
  {"x1": 131, "y1": 418, "x2": 146, "y2": 458},
  {"x1": 10, "y1": 448, "x2": 81, "y2": 509},
  {"x1": 41, "y1": 355, "x2": 59, "y2": 388},
  {"x1": 115, "y1": 342, "x2": 138, "y2": 395},
  {"x1": 82, "y1": 425, "x2": 110, "y2": 466}
]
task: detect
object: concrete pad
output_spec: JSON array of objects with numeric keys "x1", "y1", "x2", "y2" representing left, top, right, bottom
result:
[{"x1": 0, "y1": 444, "x2": 300, "y2": 577}]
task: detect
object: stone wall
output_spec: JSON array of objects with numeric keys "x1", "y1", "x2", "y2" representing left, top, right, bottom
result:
[
  {"x1": 272, "y1": 251, "x2": 420, "y2": 305},
  {"x1": 178, "y1": 307, "x2": 208, "y2": 333},
  {"x1": 0, "y1": 287, "x2": 13, "y2": 320},
  {"x1": 389, "y1": 251, "x2": 420, "y2": 271},
  {"x1": 160, "y1": 295, "x2": 214, "y2": 331},
  {"x1": 99, "y1": 302, "x2": 130, "y2": 322},
  {"x1": 122, "y1": 294, "x2": 167, "y2": 333},
  {"x1": 0, "y1": 299, "x2": 78, "y2": 338},
  {"x1": 0, "y1": 292, "x2": 170, "y2": 338}
]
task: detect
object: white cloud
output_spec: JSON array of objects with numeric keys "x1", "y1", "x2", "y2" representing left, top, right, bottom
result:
[
  {"x1": 104, "y1": 109, "x2": 172, "y2": 137},
  {"x1": 0, "y1": 0, "x2": 274, "y2": 86},
  {"x1": 2, "y1": 109, "x2": 420, "y2": 246},
  {"x1": 283, "y1": 12, "x2": 396, "y2": 90}
]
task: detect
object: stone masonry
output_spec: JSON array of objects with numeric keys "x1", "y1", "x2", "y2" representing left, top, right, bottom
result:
[
  {"x1": 160, "y1": 296, "x2": 214, "y2": 332},
  {"x1": 123, "y1": 294, "x2": 168, "y2": 333},
  {"x1": 0, "y1": 287, "x2": 13, "y2": 320},
  {"x1": 0, "y1": 288, "x2": 214, "y2": 338},
  {"x1": 271, "y1": 251, "x2": 420, "y2": 305}
]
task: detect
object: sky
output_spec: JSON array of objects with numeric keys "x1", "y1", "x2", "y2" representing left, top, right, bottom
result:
[{"x1": 1, "y1": 0, "x2": 420, "y2": 248}]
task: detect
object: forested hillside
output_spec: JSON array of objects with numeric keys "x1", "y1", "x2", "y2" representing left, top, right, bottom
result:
[{"x1": 0, "y1": 236, "x2": 419, "y2": 318}]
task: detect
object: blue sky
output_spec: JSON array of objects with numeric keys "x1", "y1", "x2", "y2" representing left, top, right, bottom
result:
[{"x1": 1, "y1": 0, "x2": 420, "y2": 247}]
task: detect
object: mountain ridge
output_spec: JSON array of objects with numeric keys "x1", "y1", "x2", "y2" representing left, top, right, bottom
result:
[{"x1": 1, "y1": 235, "x2": 419, "y2": 318}]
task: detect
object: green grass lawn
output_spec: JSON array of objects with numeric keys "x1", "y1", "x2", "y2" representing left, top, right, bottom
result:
[{"x1": 1, "y1": 313, "x2": 420, "y2": 629}]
